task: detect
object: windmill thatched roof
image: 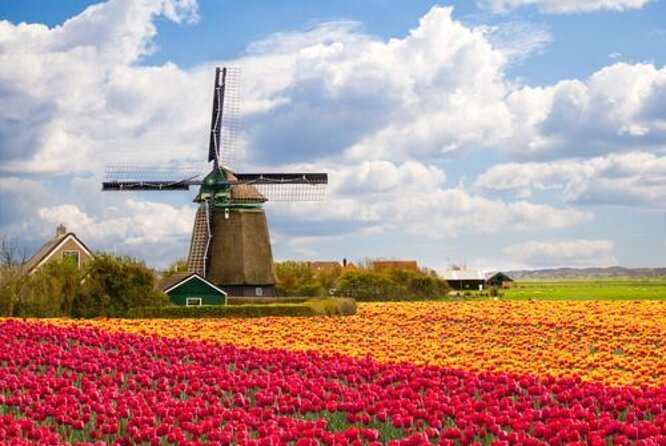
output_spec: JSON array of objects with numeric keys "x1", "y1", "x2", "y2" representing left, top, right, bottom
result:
[{"x1": 225, "y1": 169, "x2": 267, "y2": 202}]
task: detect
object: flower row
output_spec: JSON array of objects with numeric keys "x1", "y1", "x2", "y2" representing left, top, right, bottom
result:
[
  {"x1": 0, "y1": 320, "x2": 664, "y2": 445},
  {"x1": 60, "y1": 300, "x2": 666, "y2": 387}
]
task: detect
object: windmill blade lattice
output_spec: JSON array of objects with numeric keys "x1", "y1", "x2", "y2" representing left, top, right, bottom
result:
[
  {"x1": 209, "y1": 67, "x2": 240, "y2": 167},
  {"x1": 102, "y1": 165, "x2": 202, "y2": 191},
  {"x1": 232, "y1": 173, "x2": 328, "y2": 201}
]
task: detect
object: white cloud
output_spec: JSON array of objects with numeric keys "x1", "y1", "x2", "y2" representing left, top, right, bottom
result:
[
  {"x1": 503, "y1": 239, "x2": 617, "y2": 268},
  {"x1": 0, "y1": 0, "x2": 204, "y2": 175},
  {"x1": 504, "y1": 63, "x2": 666, "y2": 158},
  {"x1": 480, "y1": 21, "x2": 552, "y2": 63},
  {"x1": 37, "y1": 200, "x2": 195, "y2": 266},
  {"x1": 476, "y1": 151, "x2": 666, "y2": 208},
  {"x1": 271, "y1": 160, "x2": 591, "y2": 240},
  {"x1": 478, "y1": 0, "x2": 650, "y2": 14},
  {"x1": 236, "y1": 6, "x2": 513, "y2": 164}
]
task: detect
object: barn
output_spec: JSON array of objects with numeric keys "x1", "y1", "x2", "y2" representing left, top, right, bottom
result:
[
  {"x1": 159, "y1": 272, "x2": 228, "y2": 306},
  {"x1": 485, "y1": 272, "x2": 514, "y2": 289},
  {"x1": 441, "y1": 269, "x2": 487, "y2": 291}
]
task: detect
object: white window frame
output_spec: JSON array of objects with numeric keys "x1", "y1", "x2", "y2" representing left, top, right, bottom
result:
[
  {"x1": 186, "y1": 297, "x2": 203, "y2": 306},
  {"x1": 62, "y1": 250, "x2": 81, "y2": 268}
]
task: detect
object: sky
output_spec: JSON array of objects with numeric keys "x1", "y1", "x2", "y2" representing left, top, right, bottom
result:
[{"x1": 0, "y1": 0, "x2": 665, "y2": 272}]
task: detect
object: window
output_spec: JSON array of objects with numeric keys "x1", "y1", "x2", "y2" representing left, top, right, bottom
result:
[
  {"x1": 255, "y1": 287, "x2": 263, "y2": 297},
  {"x1": 186, "y1": 297, "x2": 202, "y2": 306},
  {"x1": 62, "y1": 251, "x2": 80, "y2": 268}
]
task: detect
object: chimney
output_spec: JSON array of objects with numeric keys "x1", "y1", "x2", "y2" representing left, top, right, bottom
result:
[
  {"x1": 342, "y1": 258, "x2": 347, "y2": 267},
  {"x1": 56, "y1": 224, "x2": 67, "y2": 238}
]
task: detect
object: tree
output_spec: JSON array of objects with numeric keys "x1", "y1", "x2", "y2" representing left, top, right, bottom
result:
[
  {"x1": 0, "y1": 237, "x2": 28, "y2": 267},
  {"x1": 18, "y1": 257, "x2": 82, "y2": 317},
  {"x1": 73, "y1": 254, "x2": 168, "y2": 318},
  {"x1": 274, "y1": 261, "x2": 316, "y2": 297},
  {"x1": 0, "y1": 265, "x2": 27, "y2": 316},
  {"x1": 163, "y1": 258, "x2": 188, "y2": 278}
]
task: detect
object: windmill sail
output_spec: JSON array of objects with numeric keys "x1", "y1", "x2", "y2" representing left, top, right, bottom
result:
[
  {"x1": 102, "y1": 165, "x2": 201, "y2": 191},
  {"x1": 232, "y1": 172, "x2": 328, "y2": 201},
  {"x1": 209, "y1": 67, "x2": 240, "y2": 167}
]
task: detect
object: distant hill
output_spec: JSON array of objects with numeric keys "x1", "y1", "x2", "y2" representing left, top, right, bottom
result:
[{"x1": 505, "y1": 266, "x2": 666, "y2": 280}]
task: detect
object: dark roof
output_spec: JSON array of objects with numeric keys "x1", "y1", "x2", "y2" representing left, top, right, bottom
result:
[
  {"x1": 22, "y1": 232, "x2": 93, "y2": 275},
  {"x1": 159, "y1": 272, "x2": 228, "y2": 295},
  {"x1": 158, "y1": 272, "x2": 192, "y2": 291},
  {"x1": 486, "y1": 272, "x2": 514, "y2": 282}
]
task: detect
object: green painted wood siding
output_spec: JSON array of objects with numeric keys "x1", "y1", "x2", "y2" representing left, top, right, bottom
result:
[{"x1": 166, "y1": 277, "x2": 226, "y2": 305}]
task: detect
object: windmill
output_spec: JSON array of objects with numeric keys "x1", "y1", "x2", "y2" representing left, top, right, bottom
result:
[{"x1": 102, "y1": 67, "x2": 328, "y2": 297}]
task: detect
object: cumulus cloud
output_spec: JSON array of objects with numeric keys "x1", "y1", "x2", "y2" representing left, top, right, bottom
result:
[
  {"x1": 503, "y1": 239, "x2": 617, "y2": 268},
  {"x1": 476, "y1": 151, "x2": 666, "y2": 208},
  {"x1": 478, "y1": 0, "x2": 650, "y2": 14},
  {"x1": 270, "y1": 160, "x2": 591, "y2": 240},
  {"x1": 37, "y1": 200, "x2": 195, "y2": 266},
  {"x1": 504, "y1": 63, "x2": 666, "y2": 158},
  {"x1": 0, "y1": 0, "x2": 205, "y2": 175}
]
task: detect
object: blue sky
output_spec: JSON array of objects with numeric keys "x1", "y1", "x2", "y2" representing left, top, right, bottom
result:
[{"x1": 0, "y1": 0, "x2": 665, "y2": 271}]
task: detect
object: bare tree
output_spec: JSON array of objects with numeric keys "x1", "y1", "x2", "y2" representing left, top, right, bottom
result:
[{"x1": 0, "y1": 237, "x2": 28, "y2": 267}]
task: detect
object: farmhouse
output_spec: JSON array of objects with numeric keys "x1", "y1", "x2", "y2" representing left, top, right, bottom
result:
[
  {"x1": 159, "y1": 272, "x2": 228, "y2": 306},
  {"x1": 486, "y1": 272, "x2": 514, "y2": 289},
  {"x1": 22, "y1": 224, "x2": 94, "y2": 275}
]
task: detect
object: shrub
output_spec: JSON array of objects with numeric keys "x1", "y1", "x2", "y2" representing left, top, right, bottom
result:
[
  {"x1": 335, "y1": 269, "x2": 449, "y2": 301},
  {"x1": 73, "y1": 254, "x2": 168, "y2": 318},
  {"x1": 274, "y1": 261, "x2": 341, "y2": 297},
  {"x1": 305, "y1": 297, "x2": 357, "y2": 316},
  {"x1": 335, "y1": 269, "x2": 398, "y2": 301}
]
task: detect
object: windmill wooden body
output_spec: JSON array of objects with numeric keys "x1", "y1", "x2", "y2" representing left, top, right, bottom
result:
[{"x1": 102, "y1": 67, "x2": 327, "y2": 297}]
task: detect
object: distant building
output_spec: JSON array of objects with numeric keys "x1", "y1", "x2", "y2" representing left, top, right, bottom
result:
[
  {"x1": 441, "y1": 269, "x2": 486, "y2": 291},
  {"x1": 485, "y1": 272, "x2": 514, "y2": 289},
  {"x1": 23, "y1": 224, "x2": 94, "y2": 275},
  {"x1": 372, "y1": 260, "x2": 418, "y2": 274},
  {"x1": 341, "y1": 258, "x2": 358, "y2": 274},
  {"x1": 442, "y1": 269, "x2": 515, "y2": 291},
  {"x1": 159, "y1": 272, "x2": 228, "y2": 306}
]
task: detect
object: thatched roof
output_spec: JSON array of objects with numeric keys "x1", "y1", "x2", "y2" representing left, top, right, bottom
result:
[{"x1": 225, "y1": 169, "x2": 267, "y2": 202}]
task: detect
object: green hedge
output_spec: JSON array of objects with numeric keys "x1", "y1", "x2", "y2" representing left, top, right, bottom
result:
[
  {"x1": 227, "y1": 296, "x2": 313, "y2": 305},
  {"x1": 126, "y1": 297, "x2": 356, "y2": 319}
]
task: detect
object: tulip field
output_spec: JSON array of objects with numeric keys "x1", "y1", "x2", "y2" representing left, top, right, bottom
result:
[{"x1": 1, "y1": 301, "x2": 665, "y2": 444}]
